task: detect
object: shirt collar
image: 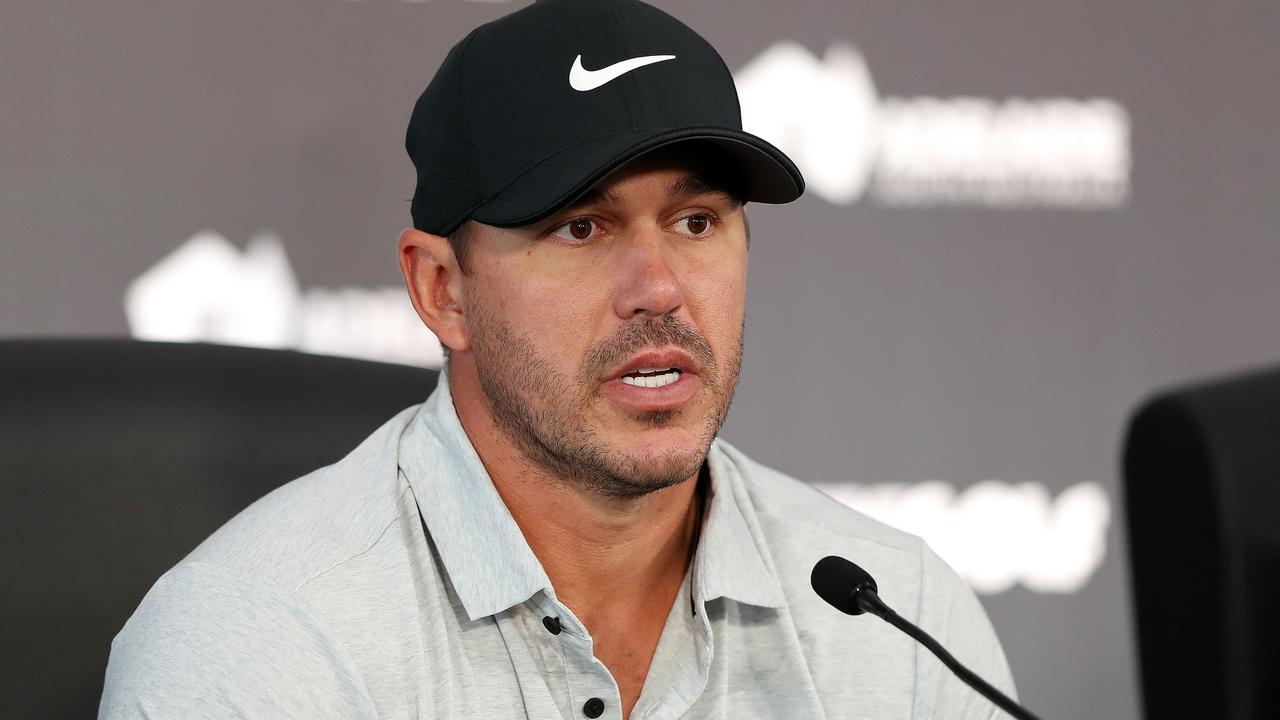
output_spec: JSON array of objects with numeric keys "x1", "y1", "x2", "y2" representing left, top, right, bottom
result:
[
  {"x1": 399, "y1": 368, "x2": 787, "y2": 621},
  {"x1": 398, "y1": 368, "x2": 553, "y2": 621},
  {"x1": 695, "y1": 440, "x2": 789, "y2": 609}
]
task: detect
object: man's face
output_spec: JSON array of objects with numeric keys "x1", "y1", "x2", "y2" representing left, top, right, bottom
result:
[{"x1": 457, "y1": 146, "x2": 748, "y2": 498}]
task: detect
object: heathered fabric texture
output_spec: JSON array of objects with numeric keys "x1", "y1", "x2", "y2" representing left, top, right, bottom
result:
[{"x1": 100, "y1": 373, "x2": 1015, "y2": 719}]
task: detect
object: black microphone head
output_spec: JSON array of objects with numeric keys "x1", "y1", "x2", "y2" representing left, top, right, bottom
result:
[{"x1": 811, "y1": 555, "x2": 879, "y2": 615}]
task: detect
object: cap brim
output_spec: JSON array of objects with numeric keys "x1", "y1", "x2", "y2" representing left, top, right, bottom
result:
[{"x1": 469, "y1": 127, "x2": 804, "y2": 229}]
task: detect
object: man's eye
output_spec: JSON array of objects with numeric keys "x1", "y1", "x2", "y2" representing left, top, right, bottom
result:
[
  {"x1": 676, "y1": 214, "x2": 714, "y2": 237},
  {"x1": 551, "y1": 218, "x2": 597, "y2": 242}
]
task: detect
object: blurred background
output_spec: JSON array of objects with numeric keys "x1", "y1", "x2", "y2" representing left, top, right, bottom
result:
[{"x1": 3, "y1": 1, "x2": 1279, "y2": 718}]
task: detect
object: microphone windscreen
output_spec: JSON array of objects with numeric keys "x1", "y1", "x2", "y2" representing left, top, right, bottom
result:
[{"x1": 811, "y1": 555, "x2": 879, "y2": 615}]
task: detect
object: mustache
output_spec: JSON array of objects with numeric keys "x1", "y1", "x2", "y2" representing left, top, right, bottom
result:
[{"x1": 581, "y1": 314, "x2": 716, "y2": 382}]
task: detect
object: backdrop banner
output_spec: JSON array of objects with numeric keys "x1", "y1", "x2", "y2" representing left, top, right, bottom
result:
[{"x1": 5, "y1": 2, "x2": 1280, "y2": 718}]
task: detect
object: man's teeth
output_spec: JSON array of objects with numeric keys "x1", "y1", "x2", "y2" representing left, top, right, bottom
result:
[{"x1": 620, "y1": 369, "x2": 681, "y2": 388}]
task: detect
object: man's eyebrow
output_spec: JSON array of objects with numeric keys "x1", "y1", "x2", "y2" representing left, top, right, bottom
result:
[
  {"x1": 573, "y1": 185, "x2": 624, "y2": 207},
  {"x1": 668, "y1": 173, "x2": 740, "y2": 202}
]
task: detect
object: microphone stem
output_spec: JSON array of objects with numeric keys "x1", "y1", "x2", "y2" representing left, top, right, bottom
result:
[{"x1": 855, "y1": 589, "x2": 1042, "y2": 720}]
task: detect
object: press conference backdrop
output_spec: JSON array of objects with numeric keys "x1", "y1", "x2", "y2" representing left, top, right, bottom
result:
[{"x1": 4, "y1": 1, "x2": 1278, "y2": 718}]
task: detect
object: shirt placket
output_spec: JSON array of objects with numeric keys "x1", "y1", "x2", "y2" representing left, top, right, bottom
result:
[
  {"x1": 529, "y1": 593, "x2": 622, "y2": 720},
  {"x1": 630, "y1": 569, "x2": 715, "y2": 720}
]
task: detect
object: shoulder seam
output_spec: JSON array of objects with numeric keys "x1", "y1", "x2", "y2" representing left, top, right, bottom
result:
[{"x1": 296, "y1": 482, "x2": 415, "y2": 593}]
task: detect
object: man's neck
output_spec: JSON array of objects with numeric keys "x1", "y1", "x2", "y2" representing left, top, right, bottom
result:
[{"x1": 446, "y1": 359, "x2": 703, "y2": 621}]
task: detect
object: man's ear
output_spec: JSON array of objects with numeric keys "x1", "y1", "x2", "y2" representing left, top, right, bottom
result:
[{"x1": 397, "y1": 227, "x2": 470, "y2": 353}]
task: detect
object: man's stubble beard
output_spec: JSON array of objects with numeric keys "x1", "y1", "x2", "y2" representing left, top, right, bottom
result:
[{"x1": 465, "y1": 295, "x2": 743, "y2": 499}]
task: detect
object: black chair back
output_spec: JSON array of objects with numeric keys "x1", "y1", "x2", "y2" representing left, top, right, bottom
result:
[
  {"x1": 1124, "y1": 365, "x2": 1280, "y2": 720},
  {"x1": 0, "y1": 340, "x2": 437, "y2": 719}
]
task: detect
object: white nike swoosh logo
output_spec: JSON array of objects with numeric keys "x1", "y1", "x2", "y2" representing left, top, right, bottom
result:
[{"x1": 569, "y1": 53, "x2": 677, "y2": 92}]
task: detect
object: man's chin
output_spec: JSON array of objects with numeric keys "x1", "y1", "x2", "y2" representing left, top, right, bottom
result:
[
  {"x1": 612, "y1": 421, "x2": 707, "y2": 453},
  {"x1": 601, "y1": 454, "x2": 704, "y2": 497},
  {"x1": 600, "y1": 434, "x2": 709, "y2": 487}
]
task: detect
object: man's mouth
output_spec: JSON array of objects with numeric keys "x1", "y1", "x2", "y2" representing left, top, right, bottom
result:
[
  {"x1": 619, "y1": 368, "x2": 682, "y2": 388},
  {"x1": 606, "y1": 347, "x2": 699, "y2": 385},
  {"x1": 600, "y1": 349, "x2": 701, "y2": 413}
]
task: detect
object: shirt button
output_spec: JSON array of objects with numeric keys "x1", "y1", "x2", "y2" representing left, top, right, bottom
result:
[
  {"x1": 582, "y1": 697, "x2": 605, "y2": 718},
  {"x1": 542, "y1": 616, "x2": 562, "y2": 635}
]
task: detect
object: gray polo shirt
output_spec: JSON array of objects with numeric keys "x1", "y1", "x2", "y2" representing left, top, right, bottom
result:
[{"x1": 100, "y1": 372, "x2": 1015, "y2": 719}]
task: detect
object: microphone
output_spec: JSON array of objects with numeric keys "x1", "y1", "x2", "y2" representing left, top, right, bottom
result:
[{"x1": 810, "y1": 555, "x2": 1043, "y2": 720}]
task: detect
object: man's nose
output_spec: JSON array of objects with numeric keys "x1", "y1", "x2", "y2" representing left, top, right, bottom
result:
[{"x1": 612, "y1": 227, "x2": 685, "y2": 320}]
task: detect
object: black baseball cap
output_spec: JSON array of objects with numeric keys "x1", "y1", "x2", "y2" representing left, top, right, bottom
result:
[{"x1": 406, "y1": 0, "x2": 805, "y2": 237}]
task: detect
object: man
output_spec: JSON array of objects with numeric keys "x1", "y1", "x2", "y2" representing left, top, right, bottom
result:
[{"x1": 101, "y1": 0, "x2": 1015, "y2": 718}]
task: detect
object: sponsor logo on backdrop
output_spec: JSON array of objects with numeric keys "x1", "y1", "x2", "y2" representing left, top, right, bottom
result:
[
  {"x1": 124, "y1": 231, "x2": 444, "y2": 368},
  {"x1": 735, "y1": 42, "x2": 1132, "y2": 209},
  {"x1": 813, "y1": 480, "x2": 1111, "y2": 594}
]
